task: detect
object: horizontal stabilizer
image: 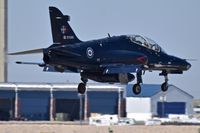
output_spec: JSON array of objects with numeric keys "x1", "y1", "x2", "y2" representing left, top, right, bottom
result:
[
  {"x1": 16, "y1": 61, "x2": 45, "y2": 67},
  {"x1": 8, "y1": 48, "x2": 43, "y2": 55}
]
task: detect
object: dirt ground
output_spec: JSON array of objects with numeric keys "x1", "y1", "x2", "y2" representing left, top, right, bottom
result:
[{"x1": 0, "y1": 122, "x2": 200, "y2": 133}]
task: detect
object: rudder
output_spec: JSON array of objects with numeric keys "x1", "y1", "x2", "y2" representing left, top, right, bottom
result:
[{"x1": 49, "y1": 7, "x2": 81, "y2": 44}]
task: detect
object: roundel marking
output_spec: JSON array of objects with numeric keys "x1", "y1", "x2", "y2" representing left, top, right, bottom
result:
[
  {"x1": 61, "y1": 25, "x2": 68, "y2": 34},
  {"x1": 86, "y1": 47, "x2": 94, "y2": 59}
]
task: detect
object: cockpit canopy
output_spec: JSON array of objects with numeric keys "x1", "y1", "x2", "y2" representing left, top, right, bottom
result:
[{"x1": 128, "y1": 35, "x2": 164, "y2": 53}]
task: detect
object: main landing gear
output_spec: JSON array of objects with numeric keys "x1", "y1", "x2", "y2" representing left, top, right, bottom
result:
[
  {"x1": 77, "y1": 77, "x2": 88, "y2": 94},
  {"x1": 132, "y1": 71, "x2": 142, "y2": 95},
  {"x1": 160, "y1": 72, "x2": 169, "y2": 92}
]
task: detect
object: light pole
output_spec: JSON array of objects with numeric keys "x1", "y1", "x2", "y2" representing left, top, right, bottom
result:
[
  {"x1": 160, "y1": 95, "x2": 166, "y2": 117},
  {"x1": 78, "y1": 93, "x2": 84, "y2": 125}
]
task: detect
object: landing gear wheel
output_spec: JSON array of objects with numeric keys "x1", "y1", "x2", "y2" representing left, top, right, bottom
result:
[
  {"x1": 161, "y1": 82, "x2": 168, "y2": 92},
  {"x1": 78, "y1": 83, "x2": 86, "y2": 94},
  {"x1": 132, "y1": 84, "x2": 141, "y2": 95}
]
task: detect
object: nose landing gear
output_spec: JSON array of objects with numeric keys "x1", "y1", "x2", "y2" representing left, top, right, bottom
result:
[
  {"x1": 161, "y1": 82, "x2": 168, "y2": 92},
  {"x1": 160, "y1": 71, "x2": 169, "y2": 92}
]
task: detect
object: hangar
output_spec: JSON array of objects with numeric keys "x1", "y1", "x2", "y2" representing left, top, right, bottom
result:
[
  {"x1": 0, "y1": 83, "x2": 124, "y2": 121},
  {"x1": 0, "y1": 83, "x2": 193, "y2": 121},
  {"x1": 126, "y1": 84, "x2": 193, "y2": 121}
]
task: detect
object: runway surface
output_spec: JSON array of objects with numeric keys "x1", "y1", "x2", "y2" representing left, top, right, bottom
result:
[{"x1": 0, "y1": 121, "x2": 200, "y2": 133}]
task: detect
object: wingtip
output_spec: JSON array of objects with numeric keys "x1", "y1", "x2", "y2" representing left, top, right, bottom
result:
[
  {"x1": 16, "y1": 61, "x2": 22, "y2": 64},
  {"x1": 8, "y1": 53, "x2": 15, "y2": 55}
]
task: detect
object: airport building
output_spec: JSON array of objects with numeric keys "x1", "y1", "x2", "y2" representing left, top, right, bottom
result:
[
  {"x1": 126, "y1": 84, "x2": 194, "y2": 121},
  {"x1": 0, "y1": 83, "x2": 124, "y2": 121},
  {"x1": 0, "y1": 83, "x2": 193, "y2": 121}
]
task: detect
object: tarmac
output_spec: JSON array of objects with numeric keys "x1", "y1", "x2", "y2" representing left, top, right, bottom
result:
[{"x1": 0, "y1": 121, "x2": 200, "y2": 133}]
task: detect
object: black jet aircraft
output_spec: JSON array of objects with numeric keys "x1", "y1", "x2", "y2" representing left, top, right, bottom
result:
[{"x1": 9, "y1": 7, "x2": 191, "y2": 94}]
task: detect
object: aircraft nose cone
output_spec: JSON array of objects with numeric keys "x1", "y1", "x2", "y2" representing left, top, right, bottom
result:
[
  {"x1": 185, "y1": 61, "x2": 191, "y2": 70},
  {"x1": 170, "y1": 56, "x2": 191, "y2": 71},
  {"x1": 180, "y1": 59, "x2": 191, "y2": 71}
]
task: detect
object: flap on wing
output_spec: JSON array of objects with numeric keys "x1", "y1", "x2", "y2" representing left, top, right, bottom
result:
[{"x1": 101, "y1": 64, "x2": 142, "y2": 74}]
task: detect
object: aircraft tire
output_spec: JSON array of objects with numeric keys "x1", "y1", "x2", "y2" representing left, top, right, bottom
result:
[
  {"x1": 78, "y1": 83, "x2": 86, "y2": 94},
  {"x1": 161, "y1": 82, "x2": 168, "y2": 92},
  {"x1": 132, "y1": 84, "x2": 141, "y2": 95}
]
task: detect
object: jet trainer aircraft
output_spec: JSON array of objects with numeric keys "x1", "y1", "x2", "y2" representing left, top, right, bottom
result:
[{"x1": 9, "y1": 7, "x2": 191, "y2": 94}]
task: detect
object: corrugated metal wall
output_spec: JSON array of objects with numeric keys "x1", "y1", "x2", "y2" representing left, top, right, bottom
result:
[
  {"x1": 19, "y1": 91, "x2": 50, "y2": 120},
  {"x1": 0, "y1": 90, "x2": 15, "y2": 98},
  {"x1": 88, "y1": 91, "x2": 118, "y2": 114},
  {"x1": 0, "y1": 98, "x2": 14, "y2": 120},
  {"x1": 54, "y1": 91, "x2": 80, "y2": 121},
  {"x1": 157, "y1": 102, "x2": 186, "y2": 117},
  {"x1": 0, "y1": 88, "x2": 119, "y2": 121},
  {"x1": 0, "y1": 90, "x2": 15, "y2": 120}
]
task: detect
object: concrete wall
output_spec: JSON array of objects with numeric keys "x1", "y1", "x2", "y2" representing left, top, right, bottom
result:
[
  {"x1": 0, "y1": 0, "x2": 7, "y2": 82},
  {"x1": 126, "y1": 97, "x2": 152, "y2": 121},
  {"x1": 126, "y1": 97, "x2": 151, "y2": 113}
]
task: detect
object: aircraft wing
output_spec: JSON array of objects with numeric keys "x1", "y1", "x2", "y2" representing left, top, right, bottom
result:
[
  {"x1": 100, "y1": 64, "x2": 142, "y2": 74},
  {"x1": 8, "y1": 48, "x2": 43, "y2": 55}
]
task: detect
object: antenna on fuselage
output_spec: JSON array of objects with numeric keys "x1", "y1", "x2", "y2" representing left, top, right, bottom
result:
[{"x1": 107, "y1": 33, "x2": 111, "y2": 38}]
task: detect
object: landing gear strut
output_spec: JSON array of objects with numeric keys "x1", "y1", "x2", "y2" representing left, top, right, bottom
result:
[
  {"x1": 77, "y1": 77, "x2": 88, "y2": 94},
  {"x1": 160, "y1": 71, "x2": 168, "y2": 92},
  {"x1": 132, "y1": 71, "x2": 142, "y2": 95}
]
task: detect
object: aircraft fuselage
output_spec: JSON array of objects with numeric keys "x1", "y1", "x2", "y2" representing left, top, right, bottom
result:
[{"x1": 44, "y1": 35, "x2": 190, "y2": 74}]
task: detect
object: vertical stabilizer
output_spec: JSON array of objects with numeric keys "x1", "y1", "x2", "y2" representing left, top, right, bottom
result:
[{"x1": 49, "y1": 7, "x2": 81, "y2": 44}]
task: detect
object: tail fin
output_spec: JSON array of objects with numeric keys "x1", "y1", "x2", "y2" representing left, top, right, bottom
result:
[{"x1": 49, "y1": 7, "x2": 81, "y2": 44}]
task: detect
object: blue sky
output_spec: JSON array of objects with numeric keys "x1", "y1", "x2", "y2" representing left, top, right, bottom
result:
[{"x1": 8, "y1": 0, "x2": 200, "y2": 98}]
